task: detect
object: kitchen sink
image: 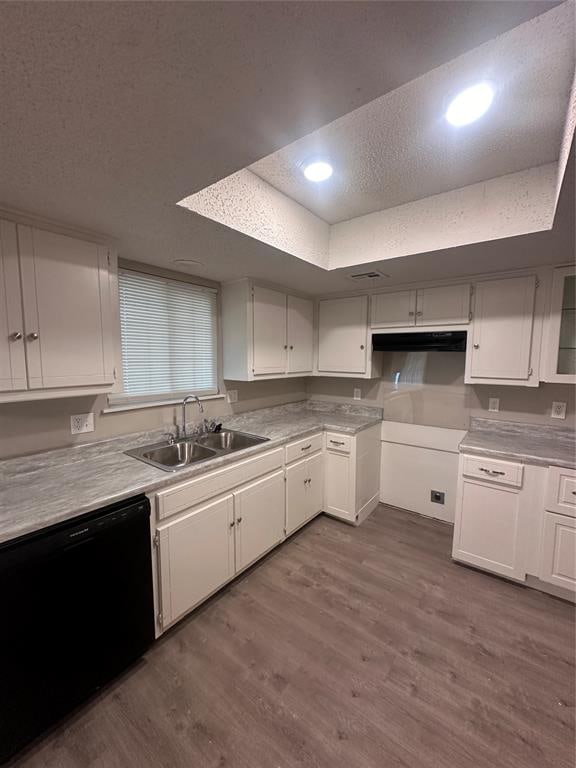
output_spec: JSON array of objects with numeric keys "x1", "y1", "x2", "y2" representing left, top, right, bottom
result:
[
  {"x1": 195, "y1": 429, "x2": 268, "y2": 452},
  {"x1": 125, "y1": 429, "x2": 269, "y2": 472}
]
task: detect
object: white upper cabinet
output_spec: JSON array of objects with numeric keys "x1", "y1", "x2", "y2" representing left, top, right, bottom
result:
[
  {"x1": 222, "y1": 279, "x2": 313, "y2": 380},
  {"x1": 542, "y1": 265, "x2": 576, "y2": 384},
  {"x1": 287, "y1": 294, "x2": 314, "y2": 373},
  {"x1": 252, "y1": 286, "x2": 287, "y2": 375},
  {"x1": 18, "y1": 226, "x2": 114, "y2": 389},
  {"x1": 0, "y1": 218, "x2": 116, "y2": 400},
  {"x1": 0, "y1": 220, "x2": 27, "y2": 391},
  {"x1": 465, "y1": 275, "x2": 538, "y2": 386},
  {"x1": 318, "y1": 295, "x2": 368, "y2": 374},
  {"x1": 371, "y1": 290, "x2": 416, "y2": 327},
  {"x1": 371, "y1": 284, "x2": 470, "y2": 328},
  {"x1": 415, "y1": 284, "x2": 471, "y2": 326}
]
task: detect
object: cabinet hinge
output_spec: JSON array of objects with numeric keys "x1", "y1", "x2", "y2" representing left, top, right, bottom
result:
[
  {"x1": 535, "y1": 278, "x2": 540, "y2": 289},
  {"x1": 157, "y1": 611, "x2": 163, "y2": 627},
  {"x1": 153, "y1": 531, "x2": 160, "y2": 548},
  {"x1": 528, "y1": 367, "x2": 533, "y2": 377},
  {"x1": 468, "y1": 311, "x2": 473, "y2": 321},
  {"x1": 113, "y1": 366, "x2": 117, "y2": 380},
  {"x1": 107, "y1": 251, "x2": 111, "y2": 266}
]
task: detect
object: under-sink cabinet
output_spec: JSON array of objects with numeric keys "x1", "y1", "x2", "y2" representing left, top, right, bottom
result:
[{"x1": 0, "y1": 218, "x2": 116, "y2": 400}]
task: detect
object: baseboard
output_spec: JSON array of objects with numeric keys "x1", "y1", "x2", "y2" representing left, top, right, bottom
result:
[{"x1": 525, "y1": 574, "x2": 575, "y2": 603}]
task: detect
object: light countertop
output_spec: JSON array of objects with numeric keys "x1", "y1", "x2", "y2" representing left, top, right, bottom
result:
[
  {"x1": 0, "y1": 400, "x2": 382, "y2": 545},
  {"x1": 459, "y1": 418, "x2": 576, "y2": 469}
]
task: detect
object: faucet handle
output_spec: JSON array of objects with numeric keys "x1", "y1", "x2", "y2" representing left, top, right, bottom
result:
[{"x1": 161, "y1": 432, "x2": 176, "y2": 445}]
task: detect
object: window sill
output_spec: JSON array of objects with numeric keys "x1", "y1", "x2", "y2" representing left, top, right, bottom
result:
[{"x1": 102, "y1": 393, "x2": 226, "y2": 414}]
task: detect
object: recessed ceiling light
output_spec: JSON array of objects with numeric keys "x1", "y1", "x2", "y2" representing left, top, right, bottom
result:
[
  {"x1": 445, "y1": 82, "x2": 494, "y2": 127},
  {"x1": 303, "y1": 160, "x2": 333, "y2": 182}
]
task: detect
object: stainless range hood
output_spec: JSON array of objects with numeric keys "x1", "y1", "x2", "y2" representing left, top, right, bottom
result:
[{"x1": 372, "y1": 331, "x2": 467, "y2": 352}]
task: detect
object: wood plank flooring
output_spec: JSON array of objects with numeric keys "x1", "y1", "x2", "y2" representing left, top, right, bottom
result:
[{"x1": 10, "y1": 505, "x2": 575, "y2": 768}]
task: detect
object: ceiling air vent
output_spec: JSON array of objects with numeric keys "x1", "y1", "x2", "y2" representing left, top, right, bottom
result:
[{"x1": 347, "y1": 269, "x2": 389, "y2": 282}]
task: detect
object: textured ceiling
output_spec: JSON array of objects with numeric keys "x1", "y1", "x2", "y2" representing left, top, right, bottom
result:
[
  {"x1": 249, "y1": 3, "x2": 575, "y2": 223},
  {"x1": 0, "y1": 0, "x2": 570, "y2": 296}
]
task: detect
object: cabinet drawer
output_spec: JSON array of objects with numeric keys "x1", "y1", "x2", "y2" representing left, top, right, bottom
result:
[
  {"x1": 285, "y1": 433, "x2": 323, "y2": 464},
  {"x1": 156, "y1": 447, "x2": 284, "y2": 520},
  {"x1": 462, "y1": 455, "x2": 523, "y2": 488},
  {"x1": 545, "y1": 466, "x2": 576, "y2": 517},
  {"x1": 326, "y1": 432, "x2": 352, "y2": 454}
]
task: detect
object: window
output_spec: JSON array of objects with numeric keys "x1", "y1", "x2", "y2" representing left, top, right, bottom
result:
[{"x1": 118, "y1": 268, "x2": 218, "y2": 399}]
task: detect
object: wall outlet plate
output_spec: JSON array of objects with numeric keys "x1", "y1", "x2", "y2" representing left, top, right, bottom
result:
[
  {"x1": 488, "y1": 397, "x2": 500, "y2": 412},
  {"x1": 71, "y1": 413, "x2": 95, "y2": 434},
  {"x1": 431, "y1": 490, "x2": 445, "y2": 505},
  {"x1": 227, "y1": 389, "x2": 238, "y2": 404},
  {"x1": 353, "y1": 388, "x2": 362, "y2": 400},
  {"x1": 551, "y1": 401, "x2": 567, "y2": 420}
]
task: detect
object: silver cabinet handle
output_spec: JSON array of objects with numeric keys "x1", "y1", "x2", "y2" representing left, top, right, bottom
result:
[
  {"x1": 283, "y1": 345, "x2": 288, "y2": 350},
  {"x1": 9, "y1": 331, "x2": 22, "y2": 341},
  {"x1": 479, "y1": 468, "x2": 505, "y2": 476},
  {"x1": 360, "y1": 344, "x2": 365, "y2": 350},
  {"x1": 571, "y1": 491, "x2": 576, "y2": 496},
  {"x1": 290, "y1": 345, "x2": 294, "y2": 350},
  {"x1": 408, "y1": 311, "x2": 415, "y2": 317},
  {"x1": 301, "y1": 444, "x2": 312, "y2": 451},
  {"x1": 27, "y1": 332, "x2": 39, "y2": 341},
  {"x1": 416, "y1": 311, "x2": 423, "y2": 316},
  {"x1": 236, "y1": 517, "x2": 243, "y2": 524},
  {"x1": 473, "y1": 343, "x2": 479, "y2": 349},
  {"x1": 330, "y1": 439, "x2": 345, "y2": 446},
  {"x1": 229, "y1": 520, "x2": 235, "y2": 528}
]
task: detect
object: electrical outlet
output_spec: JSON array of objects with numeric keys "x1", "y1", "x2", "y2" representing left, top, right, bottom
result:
[
  {"x1": 431, "y1": 490, "x2": 445, "y2": 505},
  {"x1": 488, "y1": 397, "x2": 500, "y2": 412},
  {"x1": 551, "y1": 401, "x2": 567, "y2": 420},
  {"x1": 70, "y1": 413, "x2": 95, "y2": 434},
  {"x1": 353, "y1": 388, "x2": 362, "y2": 400},
  {"x1": 227, "y1": 389, "x2": 238, "y2": 404}
]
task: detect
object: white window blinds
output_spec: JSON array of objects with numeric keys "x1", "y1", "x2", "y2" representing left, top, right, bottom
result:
[{"x1": 118, "y1": 269, "x2": 218, "y2": 397}]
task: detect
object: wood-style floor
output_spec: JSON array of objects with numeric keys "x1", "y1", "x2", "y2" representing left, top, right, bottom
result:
[{"x1": 11, "y1": 505, "x2": 576, "y2": 768}]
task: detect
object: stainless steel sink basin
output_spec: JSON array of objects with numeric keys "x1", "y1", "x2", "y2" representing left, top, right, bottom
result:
[
  {"x1": 126, "y1": 440, "x2": 218, "y2": 472},
  {"x1": 125, "y1": 429, "x2": 269, "y2": 471},
  {"x1": 195, "y1": 429, "x2": 268, "y2": 452}
]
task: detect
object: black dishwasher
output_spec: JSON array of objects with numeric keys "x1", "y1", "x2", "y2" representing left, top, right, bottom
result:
[{"x1": 0, "y1": 495, "x2": 155, "y2": 764}]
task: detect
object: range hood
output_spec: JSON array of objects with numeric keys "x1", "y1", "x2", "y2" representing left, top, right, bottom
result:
[{"x1": 372, "y1": 330, "x2": 467, "y2": 352}]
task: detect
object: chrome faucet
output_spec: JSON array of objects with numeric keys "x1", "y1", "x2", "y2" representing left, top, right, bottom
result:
[{"x1": 181, "y1": 394, "x2": 203, "y2": 438}]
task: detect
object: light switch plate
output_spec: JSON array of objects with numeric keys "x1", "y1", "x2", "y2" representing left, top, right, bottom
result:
[
  {"x1": 227, "y1": 389, "x2": 238, "y2": 404},
  {"x1": 71, "y1": 413, "x2": 95, "y2": 434},
  {"x1": 551, "y1": 401, "x2": 567, "y2": 419},
  {"x1": 488, "y1": 398, "x2": 500, "y2": 412},
  {"x1": 353, "y1": 388, "x2": 362, "y2": 400}
]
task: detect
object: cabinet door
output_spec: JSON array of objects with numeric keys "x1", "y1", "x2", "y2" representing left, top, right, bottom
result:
[
  {"x1": 416, "y1": 284, "x2": 470, "y2": 326},
  {"x1": 0, "y1": 220, "x2": 27, "y2": 391},
  {"x1": 234, "y1": 470, "x2": 285, "y2": 572},
  {"x1": 325, "y1": 449, "x2": 355, "y2": 522},
  {"x1": 452, "y1": 478, "x2": 524, "y2": 579},
  {"x1": 306, "y1": 451, "x2": 324, "y2": 521},
  {"x1": 540, "y1": 512, "x2": 576, "y2": 592},
  {"x1": 157, "y1": 494, "x2": 235, "y2": 627},
  {"x1": 371, "y1": 290, "x2": 416, "y2": 328},
  {"x1": 18, "y1": 226, "x2": 114, "y2": 389},
  {"x1": 252, "y1": 286, "x2": 287, "y2": 375},
  {"x1": 286, "y1": 458, "x2": 308, "y2": 535},
  {"x1": 467, "y1": 276, "x2": 536, "y2": 384},
  {"x1": 318, "y1": 296, "x2": 368, "y2": 373},
  {"x1": 543, "y1": 266, "x2": 576, "y2": 383},
  {"x1": 287, "y1": 295, "x2": 314, "y2": 373}
]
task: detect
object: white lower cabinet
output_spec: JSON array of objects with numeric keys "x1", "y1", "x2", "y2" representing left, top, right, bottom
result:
[
  {"x1": 324, "y1": 425, "x2": 380, "y2": 525},
  {"x1": 453, "y1": 476, "x2": 524, "y2": 580},
  {"x1": 286, "y1": 451, "x2": 324, "y2": 535},
  {"x1": 156, "y1": 494, "x2": 235, "y2": 627},
  {"x1": 539, "y1": 512, "x2": 576, "y2": 592},
  {"x1": 234, "y1": 470, "x2": 285, "y2": 572}
]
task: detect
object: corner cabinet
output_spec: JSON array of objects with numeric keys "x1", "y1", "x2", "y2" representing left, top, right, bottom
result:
[
  {"x1": 465, "y1": 275, "x2": 539, "y2": 387},
  {"x1": 0, "y1": 218, "x2": 116, "y2": 401},
  {"x1": 222, "y1": 279, "x2": 313, "y2": 380},
  {"x1": 542, "y1": 265, "x2": 576, "y2": 384}
]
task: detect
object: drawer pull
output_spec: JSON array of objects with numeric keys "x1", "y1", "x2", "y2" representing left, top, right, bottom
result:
[
  {"x1": 479, "y1": 468, "x2": 505, "y2": 476},
  {"x1": 572, "y1": 491, "x2": 576, "y2": 496},
  {"x1": 301, "y1": 444, "x2": 312, "y2": 451},
  {"x1": 330, "y1": 440, "x2": 345, "y2": 446}
]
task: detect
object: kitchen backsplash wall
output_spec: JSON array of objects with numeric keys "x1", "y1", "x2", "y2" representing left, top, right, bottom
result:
[
  {"x1": 0, "y1": 378, "x2": 307, "y2": 459},
  {"x1": 307, "y1": 351, "x2": 576, "y2": 430}
]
